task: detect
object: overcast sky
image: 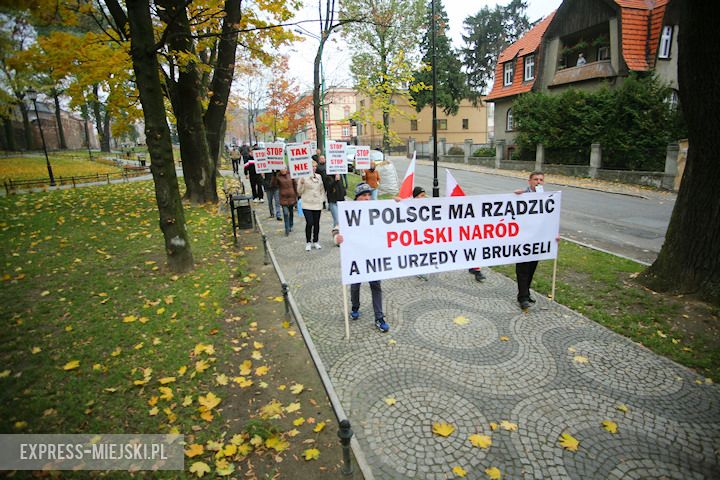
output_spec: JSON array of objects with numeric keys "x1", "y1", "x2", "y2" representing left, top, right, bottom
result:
[{"x1": 283, "y1": 0, "x2": 562, "y2": 92}]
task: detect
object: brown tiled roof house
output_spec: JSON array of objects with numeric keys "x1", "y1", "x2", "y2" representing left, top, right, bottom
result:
[{"x1": 486, "y1": 0, "x2": 679, "y2": 153}]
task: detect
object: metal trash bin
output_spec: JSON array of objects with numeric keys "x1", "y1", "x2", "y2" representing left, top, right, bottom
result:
[{"x1": 230, "y1": 194, "x2": 254, "y2": 241}]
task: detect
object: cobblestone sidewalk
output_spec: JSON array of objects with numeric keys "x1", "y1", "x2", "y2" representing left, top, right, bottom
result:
[{"x1": 258, "y1": 209, "x2": 720, "y2": 479}]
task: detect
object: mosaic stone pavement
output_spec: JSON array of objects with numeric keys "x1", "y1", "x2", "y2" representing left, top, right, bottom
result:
[{"x1": 258, "y1": 211, "x2": 720, "y2": 479}]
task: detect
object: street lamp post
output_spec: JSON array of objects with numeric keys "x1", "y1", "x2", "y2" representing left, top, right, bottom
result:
[
  {"x1": 431, "y1": 0, "x2": 439, "y2": 197},
  {"x1": 27, "y1": 89, "x2": 55, "y2": 186}
]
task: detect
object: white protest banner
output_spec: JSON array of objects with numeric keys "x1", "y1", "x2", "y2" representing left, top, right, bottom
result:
[
  {"x1": 354, "y1": 146, "x2": 371, "y2": 170},
  {"x1": 338, "y1": 191, "x2": 561, "y2": 285},
  {"x1": 252, "y1": 149, "x2": 271, "y2": 173},
  {"x1": 287, "y1": 144, "x2": 312, "y2": 179},
  {"x1": 303, "y1": 140, "x2": 317, "y2": 153},
  {"x1": 265, "y1": 143, "x2": 286, "y2": 170},
  {"x1": 327, "y1": 141, "x2": 348, "y2": 174}
]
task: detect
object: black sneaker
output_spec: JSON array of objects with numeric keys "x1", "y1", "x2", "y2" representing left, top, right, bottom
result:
[
  {"x1": 519, "y1": 299, "x2": 530, "y2": 309},
  {"x1": 473, "y1": 271, "x2": 486, "y2": 282}
]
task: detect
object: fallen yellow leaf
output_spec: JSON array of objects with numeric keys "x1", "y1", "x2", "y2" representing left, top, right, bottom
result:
[
  {"x1": 616, "y1": 403, "x2": 629, "y2": 413},
  {"x1": 499, "y1": 336, "x2": 510, "y2": 341},
  {"x1": 159, "y1": 377, "x2": 176, "y2": 385},
  {"x1": 452, "y1": 465, "x2": 467, "y2": 477},
  {"x1": 313, "y1": 422, "x2": 326, "y2": 433},
  {"x1": 468, "y1": 434, "x2": 492, "y2": 449},
  {"x1": 255, "y1": 366, "x2": 269, "y2": 376},
  {"x1": 432, "y1": 422, "x2": 455, "y2": 437},
  {"x1": 189, "y1": 461, "x2": 210, "y2": 477},
  {"x1": 453, "y1": 316, "x2": 470, "y2": 325},
  {"x1": 384, "y1": 396, "x2": 397, "y2": 406},
  {"x1": 303, "y1": 448, "x2": 320, "y2": 460},
  {"x1": 216, "y1": 374, "x2": 229, "y2": 386},
  {"x1": 239, "y1": 360, "x2": 252, "y2": 376},
  {"x1": 290, "y1": 383, "x2": 304, "y2": 394},
  {"x1": 63, "y1": 360, "x2": 80, "y2": 371},
  {"x1": 198, "y1": 392, "x2": 221, "y2": 411},
  {"x1": 185, "y1": 443, "x2": 204, "y2": 458},
  {"x1": 499, "y1": 420, "x2": 518, "y2": 431},
  {"x1": 265, "y1": 436, "x2": 289, "y2": 452},
  {"x1": 485, "y1": 466, "x2": 502, "y2": 479},
  {"x1": 159, "y1": 387, "x2": 173, "y2": 401},
  {"x1": 559, "y1": 432, "x2": 580, "y2": 452},
  {"x1": 253, "y1": 341, "x2": 264, "y2": 349},
  {"x1": 601, "y1": 420, "x2": 618, "y2": 433},
  {"x1": 293, "y1": 417, "x2": 306, "y2": 426},
  {"x1": 122, "y1": 315, "x2": 137, "y2": 323},
  {"x1": 573, "y1": 355, "x2": 589, "y2": 364},
  {"x1": 215, "y1": 459, "x2": 234, "y2": 476},
  {"x1": 285, "y1": 402, "x2": 301, "y2": 413}
]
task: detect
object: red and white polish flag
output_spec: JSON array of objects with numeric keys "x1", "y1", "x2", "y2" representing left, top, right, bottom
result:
[
  {"x1": 445, "y1": 169, "x2": 466, "y2": 197},
  {"x1": 397, "y1": 151, "x2": 416, "y2": 199}
]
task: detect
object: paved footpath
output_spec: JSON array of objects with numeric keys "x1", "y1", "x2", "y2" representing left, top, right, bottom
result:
[{"x1": 259, "y1": 207, "x2": 719, "y2": 479}]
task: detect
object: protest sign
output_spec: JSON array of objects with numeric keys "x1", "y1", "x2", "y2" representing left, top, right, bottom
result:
[
  {"x1": 303, "y1": 140, "x2": 317, "y2": 153},
  {"x1": 327, "y1": 141, "x2": 348, "y2": 174},
  {"x1": 265, "y1": 143, "x2": 286, "y2": 170},
  {"x1": 253, "y1": 149, "x2": 271, "y2": 173},
  {"x1": 338, "y1": 191, "x2": 561, "y2": 284},
  {"x1": 287, "y1": 144, "x2": 312, "y2": 179},
  {"x1": 354, "y1": 146, "x2": 371, "y2": 170}
]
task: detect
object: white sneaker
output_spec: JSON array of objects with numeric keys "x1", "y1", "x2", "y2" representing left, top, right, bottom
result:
[
  {"x1": 313, "y1": 242, "x2": 322, "y2": 250},
  {"x1": 305, "y1": 243, "x2": 312, "y2": 251}
]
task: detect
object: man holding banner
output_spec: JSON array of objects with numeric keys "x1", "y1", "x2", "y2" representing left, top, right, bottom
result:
[
  {"x1": 335, "y1": 183, "x2": 390, "y2": 333},
  {"x1": 515, "y1": 171, "x2": 547, "y2": 310}
]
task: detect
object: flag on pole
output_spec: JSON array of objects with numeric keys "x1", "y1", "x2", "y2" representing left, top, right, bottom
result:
[
  {"x1": 445, "y1": 169, "x2": 465, "y2": 197},
  {"x1": 397, "y1": 152, "x2": 416, "y2": 199}
]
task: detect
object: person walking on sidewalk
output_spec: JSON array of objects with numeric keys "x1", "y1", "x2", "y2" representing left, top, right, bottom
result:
[
  {"x1": 361, "y1": 161, "x2": 381, "y2": 200},
  {"x1": 322, "y1": 166, "x2": 347, "y2": 228},
  {"x1": 334, "y1": 183, "x2": 390, "y2": 333},
  {"x1": 297, "y1": 160, "x2": 326, "y2": 251},
  {"x1": 263, "y1": 171, "x2": 282, "y2": 220},
  {"x1": 245, "y1": 144, "x2": 264, "y2": 202},
  {"x1": 273, "y1": 166, "x2": 298, "y2": 236},
  {"x1": 514, "y1": 171, "x2": 545, "y2": 309}
]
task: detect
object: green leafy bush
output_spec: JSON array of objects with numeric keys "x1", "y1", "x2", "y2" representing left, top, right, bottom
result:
[
  {"x1": 447, "y1": 146, "x2": 465, "y2": 156},
  {"x1": 512, "y1": 73, "x2": 686, "y2": 170},
  {"x1": 472, "y1": 147, "x2": 496, "y2": 157}
]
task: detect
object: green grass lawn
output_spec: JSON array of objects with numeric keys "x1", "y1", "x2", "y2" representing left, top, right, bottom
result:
[
  {"x1": 0, "y1": 153, "x2": 123, "y2": 182},
  {"x1": 492, "y1": 241, "x2": 719, "y2": 380},
  {"x1": 0, "y1": 180, "x2": 354, "y2": 477},
  {"x1": 0, "y1": 181, "x2": 231, "y2": 444}
]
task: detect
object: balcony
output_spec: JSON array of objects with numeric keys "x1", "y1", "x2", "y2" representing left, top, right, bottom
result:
[{"x1": 549, "y1": 60, "x2": 616, "y2": 87}]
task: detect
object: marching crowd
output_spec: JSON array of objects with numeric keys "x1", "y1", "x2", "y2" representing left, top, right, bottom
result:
[{"x1": 230, "y1": 142, "x2": 547, "y2": 334}]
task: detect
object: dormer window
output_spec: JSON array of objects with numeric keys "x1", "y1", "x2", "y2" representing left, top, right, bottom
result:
[
  {"x1": 658, "y1": 25, "x2": 673, "y2": 59},
  {"x1": 503, "y1": 62, "x2": 514, "y2": 86},
  {"x1": 524, "y1": 55, "x2": 535, "y2": 81}
]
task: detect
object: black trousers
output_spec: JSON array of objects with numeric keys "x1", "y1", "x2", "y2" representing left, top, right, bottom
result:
[
  {"x1": 250, "y1": 175, "x2": 264, "y2": 200},
  {"x1": 515, "y1": 260, "x2": 538, "y2": 302},
  {"x1": 303, "y1": 209, "x2": 321, "y2": 242}
]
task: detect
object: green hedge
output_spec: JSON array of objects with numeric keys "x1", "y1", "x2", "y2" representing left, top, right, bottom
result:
[{"x1": 513, "y1": 73, "x2": 686, "y2": 170}]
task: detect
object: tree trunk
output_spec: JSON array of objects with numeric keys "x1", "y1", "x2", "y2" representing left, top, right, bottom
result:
[
  {"x1": 3, "y1": 116, "x2": 16, "y2": 151},
  {"x1": 382, "y1": 110, "x2": 390, "y2": 152},
  {"x1": 124, "y1": 0, "x2": 194, "y2": 272},
  {"x1": 203, "y1": 0, "x2": 241, "y2": 169},
  {"x1": 91, "y1": 85, "x2": 111, "y2": 152},
  {"x1": 313, "y1": 39, "x2": 326, "y2": 150},
  {"x1": 158, "y1": 0, "x2": 217, "y2": 204},
  {"x1": 19, "y1": 101, "x2": 32, "y2": 150},
  {"x1": 640, "y1": 2, "x2": 720, "y2": 305},
  {"x1": 53, "y1": 93, "x2": 67, "y2": 149}
]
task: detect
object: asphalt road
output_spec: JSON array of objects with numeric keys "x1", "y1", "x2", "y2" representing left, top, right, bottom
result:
[{"x1": 389, "y1": 157, "x2": 675, "y2": 264}]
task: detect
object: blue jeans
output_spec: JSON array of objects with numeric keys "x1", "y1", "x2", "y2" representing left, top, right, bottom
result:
[
  {"x1": 370, "y1": 188, "x2": 378, "y2": 200},
  {"x1": 351, "y1": 281, "x2": 384, "y2": 320},
  {"x1": 267, "y1": 188, "x2": 281, "y2": 218},
  {"x1": 328, "y1": 202, "x2": 339, "y2": 227},
  {"x1": 282, "y1": 204, "x2": 294, "y2": 234}
]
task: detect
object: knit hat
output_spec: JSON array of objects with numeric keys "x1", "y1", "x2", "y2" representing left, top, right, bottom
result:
[
  {"x1": 412, "y1": 186, "x2": 425, "y2": 198},
  {"x1": 354, "y1": 182, "x2": 373, "y2": 199}
]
